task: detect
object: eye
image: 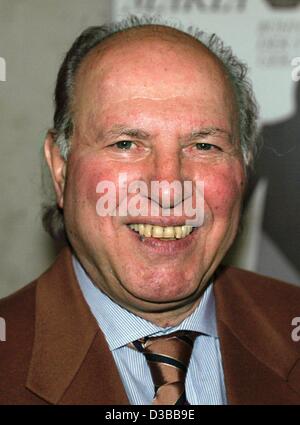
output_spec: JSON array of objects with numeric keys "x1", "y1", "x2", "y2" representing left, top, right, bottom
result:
[
  {"x1": 114, "y1": 140, "x2": 134, "y2": 150},
  {"x1": 195, "y1": 142, "x2": 217, "y2": 151}
]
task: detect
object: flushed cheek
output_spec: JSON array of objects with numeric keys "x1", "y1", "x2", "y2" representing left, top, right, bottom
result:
[
  {"x1": 199, "y1": 165, "x2": 244, "y2": 219},
  {"x1": 64, "y1": 157, "x2": 114, "y2": 247},
  {"x1": 67, "y1": 155, "x2": 142, "y2": 220}
]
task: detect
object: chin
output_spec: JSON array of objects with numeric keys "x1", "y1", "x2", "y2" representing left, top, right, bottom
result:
[{"x1": 124, "y1": 277, "x2": 200, "y2": 305}]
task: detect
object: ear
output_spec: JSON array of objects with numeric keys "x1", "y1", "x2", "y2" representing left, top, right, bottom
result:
[{"x1": 44, "y1": 132, "x2": 67, "y2": 209}]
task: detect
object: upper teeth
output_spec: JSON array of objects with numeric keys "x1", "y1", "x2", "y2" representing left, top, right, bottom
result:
[{"x1": 128, "y1": 224, "x2": 193, "y2": 239}]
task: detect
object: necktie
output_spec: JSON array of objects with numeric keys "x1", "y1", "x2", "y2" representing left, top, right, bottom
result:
[{"x1": 129, "y1": 331, "x2": 198, "y2": 405}]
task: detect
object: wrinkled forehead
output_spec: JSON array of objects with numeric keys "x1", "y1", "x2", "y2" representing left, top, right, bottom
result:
[{"x1": 72, "y1": 25, "x2": 237, "y2": 126}]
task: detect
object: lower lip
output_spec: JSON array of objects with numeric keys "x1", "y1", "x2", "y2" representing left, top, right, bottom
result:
[{"x1": 126, "y1": 226, "x2": 199, "y2": 255}]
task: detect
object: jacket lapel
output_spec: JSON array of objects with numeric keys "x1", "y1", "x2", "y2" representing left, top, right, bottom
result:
[
  {"x1": 214, "y1": 266, "x2": 300, "y2": 404},
  {"x1": 26, "y1": 247, "x2": 129, "y2": 405}
]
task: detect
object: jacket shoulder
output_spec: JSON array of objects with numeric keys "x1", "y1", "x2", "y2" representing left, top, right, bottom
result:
[
  {"x1": 214, "y1": 266, "x2": 300, "y2": 350},
  {"x1": 216, "y1": 265, "x2": 300, "y2": 306},
  {"x1": 0, "y1": 280, "x2": 40, "y2": 404},
  {"x1": 0, "y1": 280, "x2": 37, "y2": 319}
]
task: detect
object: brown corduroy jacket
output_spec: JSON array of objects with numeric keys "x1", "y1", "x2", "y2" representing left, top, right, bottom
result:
[{"x1": 1, "y1": 247, "x2": 300, "y2": 405}]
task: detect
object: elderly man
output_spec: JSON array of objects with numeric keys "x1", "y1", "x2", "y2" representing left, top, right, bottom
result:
[{"x1": 1, "y1": 16, "x2": 300, "y2": 405}]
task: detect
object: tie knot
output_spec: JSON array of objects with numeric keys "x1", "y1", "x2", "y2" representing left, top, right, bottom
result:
[{"x1": 129, "y1": 331, "x2": 198, "y2": 405}]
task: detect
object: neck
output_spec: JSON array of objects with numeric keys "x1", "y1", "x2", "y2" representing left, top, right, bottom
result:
[{"x1": 125, "y1": 296, "x2": 203, "y2": 328}]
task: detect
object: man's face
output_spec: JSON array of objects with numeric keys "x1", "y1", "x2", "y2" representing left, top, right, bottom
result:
[{"x1": 50, "y1": 28, "x2": 245, "y2": 322}]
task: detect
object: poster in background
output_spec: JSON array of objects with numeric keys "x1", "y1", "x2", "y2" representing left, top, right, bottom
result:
[{"x1": 112, "y1": 0, "x2": 300, "y2": 284}]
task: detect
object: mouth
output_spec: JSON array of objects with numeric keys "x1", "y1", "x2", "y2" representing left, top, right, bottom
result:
[
  {"x1": 126, "y1": 223, "x2": 199, "y2": 255},
  {"x1": 127, "y1": 223, "x2": 195, "y2": 240}
]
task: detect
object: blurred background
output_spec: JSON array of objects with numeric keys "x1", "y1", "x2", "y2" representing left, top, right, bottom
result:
[{"x1": 0, "y1": 0, "x2": 299, "y2": 298}]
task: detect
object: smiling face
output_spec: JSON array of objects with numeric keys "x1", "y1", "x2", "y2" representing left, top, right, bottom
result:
[{"x1": 45, "y1": 26, "x2": 246, "y2": 326}]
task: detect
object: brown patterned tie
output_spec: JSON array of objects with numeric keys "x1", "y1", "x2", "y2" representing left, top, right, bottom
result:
[{"x1": 129, "y1": 331, "x2": 198, "y2": 405}]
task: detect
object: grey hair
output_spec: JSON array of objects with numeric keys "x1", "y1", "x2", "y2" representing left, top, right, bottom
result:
[{"x1": 42, "y1": 15, "x2": 259, "y2": 240}]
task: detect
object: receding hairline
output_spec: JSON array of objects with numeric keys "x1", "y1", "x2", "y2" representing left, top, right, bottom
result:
[
  {"x1": 75, "y1": 24, "x2": 232, "y2": 94},
  {"x1": 80, "y1": 24, "x2": 224, "y2": 70},
  {"x1": 99, "y1": 24, "x2": 208, "y2": 47},
  {"x1": 73, "y1": 23, "x2": 238, "y2": 128}
]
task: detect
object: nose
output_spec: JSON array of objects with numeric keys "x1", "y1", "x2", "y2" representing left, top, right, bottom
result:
[{"x1": 148, "y1": 148, "x2": 187, "y2": 210}]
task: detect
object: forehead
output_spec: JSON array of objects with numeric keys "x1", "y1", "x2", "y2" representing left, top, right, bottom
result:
[
  {"x1": 76, "y1": 26, "x2": 229, "y2": 96},
  {"x1": 73, "y1": 26, "x2": 236, "y2": 124}
]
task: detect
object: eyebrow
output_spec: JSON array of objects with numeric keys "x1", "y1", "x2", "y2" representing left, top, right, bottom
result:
[
  {"x1": 179, "y1": 127, "x2": 234, "y2": 146},
  {"x1": 188, "y1": 127, "x2": 232, "y2": 141},
  {"x1": 103, "y1": 125, "x2": 151, "y2": 140},
  {"x1": 100, "y1": 125, "x2": 232, "y2": 142}
]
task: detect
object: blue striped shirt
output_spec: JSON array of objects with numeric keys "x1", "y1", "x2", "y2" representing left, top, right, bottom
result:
[{"x1": 73, "y1": 256, "x2": 227, "y2": 405}]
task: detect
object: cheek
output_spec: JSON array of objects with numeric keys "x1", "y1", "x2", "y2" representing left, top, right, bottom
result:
[
  {"x1": 67, "y1": 158, "x2": 108, "y2": 213},
  {"x1": 66, "y1": 155, "x2": 145, "y2": 219},
  {"x1": 65, "y1": 156, "x2": 121, "y2": 247},
  {"x1": 199, "y1": 162, "x2": 244, "y2": 217}
]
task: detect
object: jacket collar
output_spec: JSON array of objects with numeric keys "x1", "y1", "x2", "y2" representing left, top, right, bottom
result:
[
  {"x1": 214, "y1": 266, "x2": 300, "y2": 404},
  {"x1": 26, "y1": 247, "x2": 129, "y2": 404}
]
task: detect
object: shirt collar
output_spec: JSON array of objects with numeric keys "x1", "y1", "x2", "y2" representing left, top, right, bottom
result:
[{"x1": 72, "y1": 255, "x2": 218, "y2": 351}]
